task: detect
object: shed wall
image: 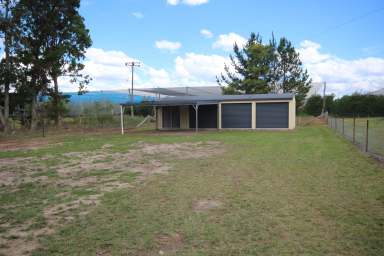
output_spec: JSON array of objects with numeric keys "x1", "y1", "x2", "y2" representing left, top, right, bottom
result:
[{"x1": 156, "y1": 98, "x2": 295, "y2": 130}]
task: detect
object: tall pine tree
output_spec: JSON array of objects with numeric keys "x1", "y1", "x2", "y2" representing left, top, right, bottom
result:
[
  {"x1": 218, "y1": 33, "x2": 311, "y2": 108},
  {"x1": 272, "y1": 37, "x2": 311, "y2": 107},
  {"x1": 217, "y1": 33, "x2": 273, "y2": 94}
]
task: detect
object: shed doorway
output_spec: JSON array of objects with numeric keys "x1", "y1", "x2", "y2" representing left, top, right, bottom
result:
[
  {"x1": 221, "y1": 103, "x2": 252, "y2": 128},
  {"x1": 162, "y1": 106, "x2": 180, "y2": 128},
  {"x1": 256, "y1": 102, "x2": 289, "y2": 128},
  {"x1": 189, "y1": 105, "x2": 218, "y2": 129}
]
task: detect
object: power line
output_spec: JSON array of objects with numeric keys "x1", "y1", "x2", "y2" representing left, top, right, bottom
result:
[{"x1": 318, "y1": 6, "x2": 384, "y2": 35}]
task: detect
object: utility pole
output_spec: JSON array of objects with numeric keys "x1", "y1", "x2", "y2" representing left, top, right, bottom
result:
[
  {"x1": 125, "y1": 61, "x2": 141, "y2": 117},
  {"x1": 321, "y1": 81, "x2": 326, "y2": 116}
]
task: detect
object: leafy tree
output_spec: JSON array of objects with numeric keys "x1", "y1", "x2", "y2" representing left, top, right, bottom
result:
[
  {"x1": 217, "y1": 33, "x2": 273, "y2": 94},
  {"x1": 12, "y1": 0, "x2": 52, "y2": 129},
  {"x1": 217, "y1": 33, "x2": 311, "y2": 108},
  {"x1": 12, "y1": 0, "x2": 91, "y2": 129},
  {"x1": 43, "y1": 94, "x2": 70, "y2": 122},
  {"x1": 43, "y1": 0, "x2": 92, "y2": 125},
  {"x1": 304, "y1": 95, "x2": 334, "y2": 116},
  {"x1": 0, "y1": 0, "x2": 17, "y2": 132}
]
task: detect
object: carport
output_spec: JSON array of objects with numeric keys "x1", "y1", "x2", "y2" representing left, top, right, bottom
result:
[
  {"x1": 120, "y1": 93, "x2": 296, "y2": 133},
  {"x1": 149, "y1": 98, "x2": 219, "y2": 132}
]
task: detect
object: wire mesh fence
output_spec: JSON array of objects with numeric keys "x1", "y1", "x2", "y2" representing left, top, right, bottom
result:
[
  {"x1": 6, "y1": 114, "x2": 153, "y2": 138},
  {"x1": 328, "y1": 116, "x2": 384, "y2": 159}
]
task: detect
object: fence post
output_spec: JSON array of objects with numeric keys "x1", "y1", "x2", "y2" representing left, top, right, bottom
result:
[
  {"x1": 365, "y1": 120, "x2": 369, "y2": 152},
  {"x1": 335, "y1": 117, "x2": 337, "y2": 131},
  {"x1": 342, "y1": 117, "x2": 345, "y2": 135},
  {"x1": 42, "y1": 119, "x2": 45, "y2": 137},
  {"x1": 353, "y1": 116, "x2": 356, "y2": 143}
]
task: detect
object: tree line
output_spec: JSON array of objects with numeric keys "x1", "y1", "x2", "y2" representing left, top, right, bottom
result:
[
  {"x1": 0, "y1": 0, "x2": 91, "y2": 132},
  {"x1": 217, "y1": 33, "x2": 311, "y2": 108},
  {"x1": 304, "y1": 93, "x2": 384, "y2": 117}
]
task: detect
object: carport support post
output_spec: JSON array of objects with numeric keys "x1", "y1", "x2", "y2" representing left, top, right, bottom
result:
[
  {"x1": 120, "y1": 105, "x2": 125, "y2": 135},
  {"x1": 193, "y1": 104, "x2": 199, "y2": 132}
]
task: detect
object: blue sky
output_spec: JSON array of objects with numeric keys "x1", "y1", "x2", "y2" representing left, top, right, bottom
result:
[{"x1": 67, "y1": 0, "x2": 384, "y2": 95}]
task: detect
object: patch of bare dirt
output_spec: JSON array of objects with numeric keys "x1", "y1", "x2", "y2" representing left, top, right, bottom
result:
[
  {"x1": 0, "y1": 140, "x2": 225, "y2": 255},
  {"x1": 0, "y1": 139, "x2": 61, "y2": 152},
  {"x1": 95, "y1": 249, "x2": 112, "y2": 256},
  {"x1": 297, "y1": 116, "x2": 327, "y2": 126},
  {"x1": 193, "y1": 199, "x2": 222, "y2": 212},
  {"x1": 132, "y1": 160, "x2": 170, "y2": 179},
  {"x1": 0, "y1": 235, "x2": 39, "y2": 256},
  {"x1": 137, "y1": 141, "x2": 224, "y2": 159},
  {"x1": 0, "y1": 171, "x2": 18, "y2": 186},
  {"x1": 155, "y1": 232, "x2": 184, "y2": 255},
  {"x1": 0, "y1": 222, "x2": 54, "y2": 256},
  {"x1": 0, "y1": 157, "x2": 46, "y2": 187},
  {"x1": 101, "y1": 144, "x2": 113, "y2": 149},
  {"x1": 44, "y1": 194, "x2": 101, "y2": 226}
]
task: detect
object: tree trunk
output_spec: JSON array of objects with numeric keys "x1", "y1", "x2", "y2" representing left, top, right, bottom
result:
[
  {"x1": 52, "y1": 75, "x2": 60, "y2": 126},
  {"x1": 3, "y1": 84, "x2": 10, "y2": 132},
  {"x1": 30, "y1": 91, "x2": 38, "y2": 130},
  {"x1": 1, "y1": 0, "x2": 11, "y2": 133},
  {"x1": 0, "y1": 109, "x2": 5, "y2": 131}
]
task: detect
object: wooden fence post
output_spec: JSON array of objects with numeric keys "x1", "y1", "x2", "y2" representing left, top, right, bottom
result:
[
  {"x1": 42, "y1": 119, "x2": 45, "y2": 137},
  {"x1": 342, "y1": 117, "x2": 345, "y2": 135},
  {"x1": 365, "y1": 120, "x2": 369, "y2": 152}
]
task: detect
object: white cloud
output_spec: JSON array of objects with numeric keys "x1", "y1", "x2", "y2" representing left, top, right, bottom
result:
[
  {"x1": 155, "y1": 40, "x2": 182, "y2": 51},
  {"x1": 131, "y1": 12, "x2": 144, "y2": 19},
  {"x1": 167, "y1": 0, "x2": 179, "y2": 5},
  {"x1": 59, "y1": 48, "x2": 230, "y2": 92},
  {"x1": 200, "y1": 29, "x2": 213, "y2": 38},
  {"x1": 59, "y1": 48, "x2": 172, "y2": 92},
  {"x1": 213, "y1": 33, "x2": 247, "y2": 51},
  {"x1": 183, "y1": 0, "x2": 209, "y2": 5},
  {"x1": 167, "y1": 0, "x2": 209, "y2": 6},
  {"x1": 175, "y1": 53, "x2": 229, "y2": 81},
  {"x1": 59, "y1": 48, "x2": 138, "y2": 91},
  {"x1": 299, "y1": 40, "x2": 384, "y2": 95},
  {"x1": 19, "y1": 41, "x2": 384, "y2": 97}
]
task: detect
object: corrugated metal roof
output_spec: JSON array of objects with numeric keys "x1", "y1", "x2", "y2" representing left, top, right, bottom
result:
[
  {"x1": 122, "y1": 93, "x2": 294, "y2": 106},
  {"x1": 134, "y1": 86, "x2": 222, "y2": 96}
]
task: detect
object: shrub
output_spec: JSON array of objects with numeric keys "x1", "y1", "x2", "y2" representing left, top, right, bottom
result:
[{"x1": 304, "y1": 95, "x2": 334, "y2": 116}]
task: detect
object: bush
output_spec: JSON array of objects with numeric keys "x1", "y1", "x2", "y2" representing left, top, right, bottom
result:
[
  {"x1": 330, "y1": 93, "x2": 384, "y2": 117},
  {"x1": 304, "y1": 95, "x2": 334, "y2": 116}
]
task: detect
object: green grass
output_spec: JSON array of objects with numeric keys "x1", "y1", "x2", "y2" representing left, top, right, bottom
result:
[
  {"x1": 1, "y1": 125, "x2": 384, "y2": 255},
  {"x1": 0, "y1": 183, "x2": 64, "y2": 227}
]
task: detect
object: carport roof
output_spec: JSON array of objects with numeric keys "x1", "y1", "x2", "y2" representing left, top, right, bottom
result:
[{"x1": 121, "y1": 93, "x2": 294, "y2": 106}]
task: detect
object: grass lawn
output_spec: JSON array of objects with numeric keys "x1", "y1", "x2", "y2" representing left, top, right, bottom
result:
[{"x1": 0, "y1": 124, "x2": 383, "y2": 255}]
